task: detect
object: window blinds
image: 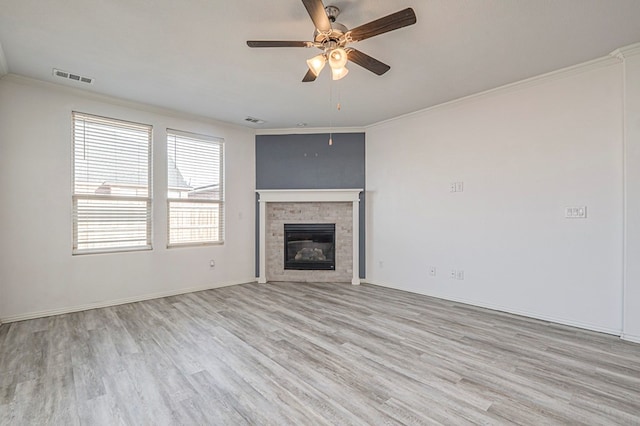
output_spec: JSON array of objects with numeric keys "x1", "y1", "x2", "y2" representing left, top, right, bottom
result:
[
  {"x1": 72, "y1": 112, "x2": 152, "y2": 254},
  {"x1": 167, "y1": 129, "x2": 224, "y2": 246}
]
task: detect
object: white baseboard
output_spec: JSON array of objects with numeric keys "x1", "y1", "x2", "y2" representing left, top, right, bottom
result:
[
  {"x1": 364, "y1": 280, "x2": 622, "y2": 337},
  {"x1": 0, "y1": 278, "x2": 256, "y2": 324},
  {"x1": 444, "y1": 294, "x2": 621, "y2": 336},
  {"x1": 621, "y1": 333, "x2": 640, "y2": 344},
  {"x1": 5, "y1": 279, "x2": 635, "y2": 347}
]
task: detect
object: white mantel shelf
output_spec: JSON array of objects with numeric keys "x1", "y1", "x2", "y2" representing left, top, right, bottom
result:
[
  {"x1": 257, "y1": 189, "x2": 363, "y2": 285},
  {"x1": 257, "y1": 189, "x2": 362, "y2": 203}
]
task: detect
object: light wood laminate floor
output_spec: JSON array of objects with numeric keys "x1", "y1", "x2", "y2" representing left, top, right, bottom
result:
[{"x1": 1, "y1": 281, "x2": 639, "y2": 425}]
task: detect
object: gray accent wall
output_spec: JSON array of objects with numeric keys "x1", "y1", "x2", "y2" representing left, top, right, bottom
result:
[{"x1": 255, "y1": 133, "x2": 365, "y2": 278}]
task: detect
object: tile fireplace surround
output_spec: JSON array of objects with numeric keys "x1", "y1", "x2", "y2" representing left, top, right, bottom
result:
[{"x1": 257, "y1": 189, "x2": 362, "y2": 285}]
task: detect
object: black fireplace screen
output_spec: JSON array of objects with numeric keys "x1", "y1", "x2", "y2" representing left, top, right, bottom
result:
[{"x1": 284, "y1": 223, "x2": 335, "y2": 270}]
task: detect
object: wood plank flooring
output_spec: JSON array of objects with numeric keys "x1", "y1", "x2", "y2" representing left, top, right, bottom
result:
[{"x1": 1, "y1": 281, "x2": 639, "y2": 425}]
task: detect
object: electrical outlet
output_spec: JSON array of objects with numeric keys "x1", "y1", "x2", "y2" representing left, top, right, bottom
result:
[
  {"x1": 450, "y1": 181, "x2": 464, "y2": 193},
  {"x1": 209, "y1": 259, "x2": 216, "y2": 269},
  {"x1": 565, "y1": 206, "x2": 587, "y2": 219},
  {"x1": 449, "y1": 269, "x2": 465, "y2": 280},
  {"x1": 429, "y1": 267, "x2": 437, "y2": 276}
]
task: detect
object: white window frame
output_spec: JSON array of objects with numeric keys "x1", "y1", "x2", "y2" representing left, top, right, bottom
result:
[
  {"x1": 72, "y1": 112, "x2": 153, "y2": 255},
  {"x1": 166, "y1": 129, "x2": 224, "y2": 247}
]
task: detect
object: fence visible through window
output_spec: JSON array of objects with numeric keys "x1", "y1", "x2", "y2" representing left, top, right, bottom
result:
[
  {"x1": 72, "y1": 112, "x2": 152, "y2": 254},
  {"x1": 167, "y1": 129, "x2": 224, "y2": 246}
]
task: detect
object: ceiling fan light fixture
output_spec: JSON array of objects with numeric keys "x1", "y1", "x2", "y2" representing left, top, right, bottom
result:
[
  {"x1": 331, "y1": 66, "x2": 349, "y2": 80},
  {"x1": 247, "y1": 5, "x2": 417, "y2": 83},
  {"x1": 328, "y1": 47, "x2": 348, "y2": 69},
  {"x1": 306, "y1": 54, "x2": 326, "y2": 76}
]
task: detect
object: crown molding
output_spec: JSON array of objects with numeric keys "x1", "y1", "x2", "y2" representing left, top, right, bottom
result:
[
  {"x1": 0, "y1": 42, "x2": 8, "y2": 76},
  {"x1": 368, "y1": 53, "x2": 622, "y2": 130},
  {"x1": 610, "y1": 42, "x2": 640, "y2": 60},
  {"x1": 0, "y1": 73, "x2": 252, "y2": 132},
  {"x1": 255, "y1": 126, "x2": 365, "y2": 135}
]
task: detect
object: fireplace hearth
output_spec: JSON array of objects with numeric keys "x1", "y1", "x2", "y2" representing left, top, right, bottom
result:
[{"x1": 284, "y1": 223, "x2": 335, "y2": 270}]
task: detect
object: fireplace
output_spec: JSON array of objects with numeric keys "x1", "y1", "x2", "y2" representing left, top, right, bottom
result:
[
  {"x1": 284, "y1": 223, "x2": 335, "y2": 270},
  {"x1": 257, "y1": 189, "x2": 361, "y2": 285}
]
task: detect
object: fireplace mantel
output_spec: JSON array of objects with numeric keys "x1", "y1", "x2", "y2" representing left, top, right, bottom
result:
[{"x1": 257, "y1": 189, "x2": 362, "y2": 285}]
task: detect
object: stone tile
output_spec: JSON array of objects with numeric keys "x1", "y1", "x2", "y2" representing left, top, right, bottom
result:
[{"x1": 266, "y1": 202, "x2": 353, "y2": 283}]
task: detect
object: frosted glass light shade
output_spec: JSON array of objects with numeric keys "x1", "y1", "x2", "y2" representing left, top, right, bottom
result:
[
  {"x1": 306, "y1": 55, "x2": 326, "y2": 76},
  {"x1": 328, "y1": 48, "x2": 348, "y2": 69},
  {"x1": 331, "y1": 66, "x2": 349, "y2": 80}
]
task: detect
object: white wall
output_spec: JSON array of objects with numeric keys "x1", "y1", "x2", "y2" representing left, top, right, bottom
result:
[
  {"x1": 0, "y1": 76, "x2": 256, "y2": 321},
  {"x1": 366, "y1": 60, "x2": 625, "y2": 334},
  {"x1": 622, "y1": 45, "x2": 640, "y2": 342}
]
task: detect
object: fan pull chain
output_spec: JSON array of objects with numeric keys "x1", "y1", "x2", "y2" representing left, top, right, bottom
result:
[
  {"x1": 329, "y1": 76, "x2": 333, "y2": 146},
  {"x1": 329, "y1": 79, "x2": 343, "y2": 145}
]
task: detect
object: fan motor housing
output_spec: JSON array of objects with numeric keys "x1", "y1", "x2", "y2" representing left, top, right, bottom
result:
[
  {"x1": 312, "y1": 5, "x2": 347, "y2": 48},
  {"x1": 313, "y1": 22, "x2": 348, "y2": 47}
]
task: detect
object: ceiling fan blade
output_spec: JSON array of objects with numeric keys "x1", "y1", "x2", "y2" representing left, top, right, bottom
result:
[
  {"x1": 247, "y1": 40, "x2": 312, "y2": 48},
  {"x1": 301, "y1": 0, "x2": 331, "y2": 32},
  {"x1": 346, "y1": 8, "x2": 417, "y2": 42},
  {"x1": 347, "y1": 49, "x2": 390, "y2": 76},
  {"x1": 302, "y1": 68, "x2": 318, "y2": 82}
]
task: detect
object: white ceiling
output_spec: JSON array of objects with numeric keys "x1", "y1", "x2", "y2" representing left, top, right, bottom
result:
[{"x1": 1, "y1": 0, "x2": 640, "y2": 130}]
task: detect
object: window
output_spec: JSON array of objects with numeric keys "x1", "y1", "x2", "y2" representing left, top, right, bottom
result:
[
  {"x1": 167, "y1": 129, "x2": 224, "y2": 246},
  {"x1": 72, "y1": 112, "x2": 152, "y2": 254}
]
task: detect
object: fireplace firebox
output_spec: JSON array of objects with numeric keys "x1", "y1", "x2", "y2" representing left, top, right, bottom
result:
[{"x1": 284, "y1": 223, "x2": 335, "y2": 270}]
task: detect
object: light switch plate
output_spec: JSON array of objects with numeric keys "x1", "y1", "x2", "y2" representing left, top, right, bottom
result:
[
  {"x1": 450, "y1": 181, "x2": 464, "y2": 193},
  {"x1": 565, "y1": 206, "x2": 587, "y2": 219}
]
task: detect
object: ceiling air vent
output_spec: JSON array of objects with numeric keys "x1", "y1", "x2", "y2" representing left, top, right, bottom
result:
[
  {"x1": 245, "y1": 116, "x2": 266, "y2": 124},
  {"x1": 53, "y1": 68, "x2": 94, "y2": 84}
]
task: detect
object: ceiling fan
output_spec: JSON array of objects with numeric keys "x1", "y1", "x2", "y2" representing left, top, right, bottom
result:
[{"x1": 247, "y1": 0, "x2": 417, "y2": 82}]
